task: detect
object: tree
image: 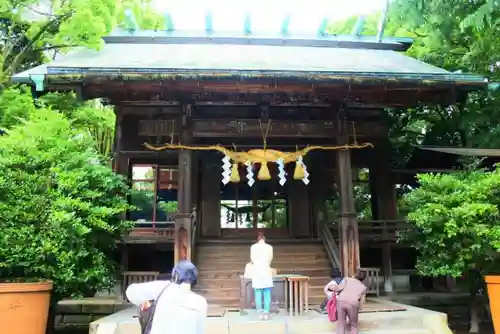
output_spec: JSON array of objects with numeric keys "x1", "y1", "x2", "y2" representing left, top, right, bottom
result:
[
  {"x1": 329, "y1": 2, "x2": 500, "y2": 169},
  {"x1": 401, "y1": 170, "x2": 500, "y2": 278},
  {"x1": 386, "y1": 0, "x2": 500, "y2": 167},
  {"x1": 0, "y1": 0, "x2": 162, "y2": 82},
  {"x1": 0, "y1": 107, "x2": 132, "y2": 300}
]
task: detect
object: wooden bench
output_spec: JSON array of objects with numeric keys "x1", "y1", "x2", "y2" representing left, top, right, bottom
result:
[
  {"x1": 239, "y1": 273, "x2": 310, "y2": 316},
  {"x1": 286, "y1": 275, "x2": 310, "y2": 316}
]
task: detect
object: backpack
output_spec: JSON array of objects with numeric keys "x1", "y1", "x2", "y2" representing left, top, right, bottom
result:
[{"x1": 138, "y1": 282, "x2": 171, "y2": 334}]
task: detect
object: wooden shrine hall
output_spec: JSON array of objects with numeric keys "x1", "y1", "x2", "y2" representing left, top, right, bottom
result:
[{"x1": 13, "y1": 13, "x2": 485, "y2": 310}]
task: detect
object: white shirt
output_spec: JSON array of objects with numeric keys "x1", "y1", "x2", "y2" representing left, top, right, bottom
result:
[
  {"x1": 250, "y1": 240, "x2": 274, "y2": 289},
  {"x1": 126, "y1": 281, "x2": 207, "y2": 334}
]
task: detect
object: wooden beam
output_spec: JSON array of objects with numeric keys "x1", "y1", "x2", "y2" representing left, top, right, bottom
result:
[
  {"x1": 85, "y1": 81, "x2": 457, "y2": 107},
  {"x1": 192, "y1": 119, "x2": 385, "y2": 138}
]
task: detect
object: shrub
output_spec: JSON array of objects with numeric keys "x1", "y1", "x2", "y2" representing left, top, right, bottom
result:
[{"x1": 0, "y1": 108, "x2": 132, "y2": 299}]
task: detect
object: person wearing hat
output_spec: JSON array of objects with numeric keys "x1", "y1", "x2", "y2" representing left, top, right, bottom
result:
[{"x1": 126, "y1": 260, "x2": 207, "y2": 334}]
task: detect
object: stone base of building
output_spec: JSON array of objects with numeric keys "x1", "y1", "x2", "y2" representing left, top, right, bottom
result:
[
  {"x1": 56, "y1": 297, "x2": 129, "y2": 329},
  {"x1": 88, "y1": 299, "x2": 453, "y2": 334}
]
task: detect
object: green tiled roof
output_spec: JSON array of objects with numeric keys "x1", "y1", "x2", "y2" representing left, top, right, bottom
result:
[{"x1": 13, "y1": 41, "x2": 485, "y2": 86}]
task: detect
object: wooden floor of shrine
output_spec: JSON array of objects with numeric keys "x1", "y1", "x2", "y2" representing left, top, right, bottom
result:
[{"x1": 89, "y1": 298, "x2": 454, "y2": 334}]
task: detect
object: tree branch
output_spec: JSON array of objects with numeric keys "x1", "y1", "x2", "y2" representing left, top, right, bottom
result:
[
  {"x1": 33, "y1": 44, "x2": 78, "y2": 52},
  {"x1": 26, "y1": 6, "x2": 60, "y2": 18},
  {"x1": 5, "y1": 11, "x2": 74, "y2": 75}
]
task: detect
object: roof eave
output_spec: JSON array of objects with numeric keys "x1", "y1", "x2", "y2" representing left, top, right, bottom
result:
[
  {"x1": 45, "y1": 67, "x2": 487, "y2": 87},
  {"x1": 12, "y1": 66, "x2": 487, "y2": 93}
]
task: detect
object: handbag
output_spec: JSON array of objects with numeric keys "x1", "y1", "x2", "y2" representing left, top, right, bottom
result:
[
  {"x1": 326, "y1": 294, "x2": 338, "y2": 322},
  {"x1": 138, "y1": 282, "x2": 171, "y2": 334}
]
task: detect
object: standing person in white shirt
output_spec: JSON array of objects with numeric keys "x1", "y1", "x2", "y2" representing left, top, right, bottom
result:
[
  {"x1": 250, "y1": 232, "x2": 274, "y2": 320},
  {"x1": 126, "y1": 260, "x2": 207, "y2": 334}
]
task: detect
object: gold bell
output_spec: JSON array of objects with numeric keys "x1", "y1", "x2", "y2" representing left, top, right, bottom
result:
[
  {"x1": 293, "y1": 161, "x2": 305, "y2": 180},
  {"x1": 257, "y1": 162, "x2": 271, "y2": 180},
  {"x1": 230, "y1": 163, "x2": 240, "y2": 183}
]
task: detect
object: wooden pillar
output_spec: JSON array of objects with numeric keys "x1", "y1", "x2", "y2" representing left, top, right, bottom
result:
[
  {"x1": 370, "y1": 141, "x2": 396, "y2": 293},
  {"x1": 335, "y1": 108, "x2": 360, "y2": 277},
  {"x1": 200, "y1": 156, "x2": 221, "y2": 237},
  {"x1": 288, "y1": 180, "x2": 311, "y2": 238},
  {"x1": 114, "y1": 107, "x2": 130, "y2": 298},
  {"x1": 252, "y1": 184, "x2": 258, "y2": 228},
  {"x1": 311, "y1": 154, "x2": 330, "y2": 238},
  {"x1": 175, "y1": 103, "x2": 193, "y2": 264}
]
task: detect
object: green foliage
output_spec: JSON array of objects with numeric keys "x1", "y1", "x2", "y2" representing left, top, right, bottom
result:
[
  {"x1": 70, "y1": 104, "x2": 115, "y2": 158},
  {"x1": 0, "y1": 0, "x2": 161, "y2": 81},
  {"x1": 386, "y1": 0, "x2": 500, "y2": 166},
  {"x1": 400, "y1": 170, "x2": 500, "y2": 277},
  {"x1": 0, "y1": 108, "x2": 132, "y2": 298},
  {"x1": 0, "y1": 0, "x2": 117, "y2": 78},
  {"x1": 0, "y1": 88, "x2": 116, "y2": 158},
  {"x1": 0, "y1": 85, "x2": 36, "y2": 129},
  {"x1": 329, "y1": 1, "x2": 500, "y2": 167},
  {"x1": 118, "y1": 0, "x2": 163, "y2": 30}
]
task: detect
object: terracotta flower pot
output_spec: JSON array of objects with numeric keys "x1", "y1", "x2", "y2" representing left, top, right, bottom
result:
[
  {"x1": 485, "y1": 275, "x2": 500, "y2": 333},
  {"x1": 0, "y1": 280, "x2": 53, "y2": 334}
]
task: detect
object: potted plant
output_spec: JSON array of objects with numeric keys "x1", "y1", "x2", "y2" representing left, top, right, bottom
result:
[
  {"x1": 400, "y1": 169, "x2": 500, "y2": 333},
  {"x1": 0, "y1": 103, "x2": 132, "y2": 334}
]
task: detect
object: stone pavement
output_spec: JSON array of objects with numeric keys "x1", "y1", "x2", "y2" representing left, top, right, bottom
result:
[{"x1": 89, "y1": 299, "x2": 453, "y2": 334}]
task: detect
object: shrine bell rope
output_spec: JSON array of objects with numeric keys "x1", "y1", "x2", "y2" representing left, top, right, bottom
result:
[{"x1": 143, "y1": 120, "x2": 373, "y2": 187}]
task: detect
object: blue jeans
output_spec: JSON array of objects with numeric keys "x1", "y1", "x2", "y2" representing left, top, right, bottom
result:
[{"x1": 254, "y1": 287, "x2": 272, "y2": 313}]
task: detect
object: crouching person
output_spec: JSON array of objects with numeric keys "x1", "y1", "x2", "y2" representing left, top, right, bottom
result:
[
  {"x1": 321, "y1": 269, "x2": 343, "y2": 310},
  {"x1": 126, "y1": 260, "x2": 207, "y2": 334},
  {"x1": 332, "y1": 270, "x2": 367, "y2": 334}
]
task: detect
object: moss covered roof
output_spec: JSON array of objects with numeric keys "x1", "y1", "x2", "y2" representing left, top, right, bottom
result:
[{"x1": 13, "y1": 37, "x2": 485, "y2": 88}]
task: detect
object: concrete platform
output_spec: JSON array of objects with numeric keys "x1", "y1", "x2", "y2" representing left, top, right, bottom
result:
[{"x1": 88, "y1": 298, "x2": 453, "y2": 334}]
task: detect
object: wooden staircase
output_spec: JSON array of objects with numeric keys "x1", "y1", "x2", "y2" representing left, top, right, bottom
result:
[{"x1": 194, "y1": 240, "x2": 332, "y2": 308}]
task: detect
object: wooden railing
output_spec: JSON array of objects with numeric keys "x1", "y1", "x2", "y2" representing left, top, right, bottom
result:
[
  {"x1": 327, "y1": 220, "x2": 412, "y2": 243},
  {"x1": 122, "y1": 212, "x2": 178, "y2": 243},
  {"x1": 123, "y1": 222, "x2": 176, "y2": 243},
  {"x1": 189, "y1": 212, "x2": 197, "y2": 263},
  {"x1": 361, "y1": 267, "x2": 380, "y2": 296},
  {"x1": 121, "y1": 271, "x2": 159, "y2": 301},
  {"x1": 319, "y1": 221, "x2": 342, "y2": 270}
]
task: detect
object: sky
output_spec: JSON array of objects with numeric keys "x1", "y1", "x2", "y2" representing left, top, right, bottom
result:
[{"x1": 150, "y1": 0, "x2": 387, "y2": 33}]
